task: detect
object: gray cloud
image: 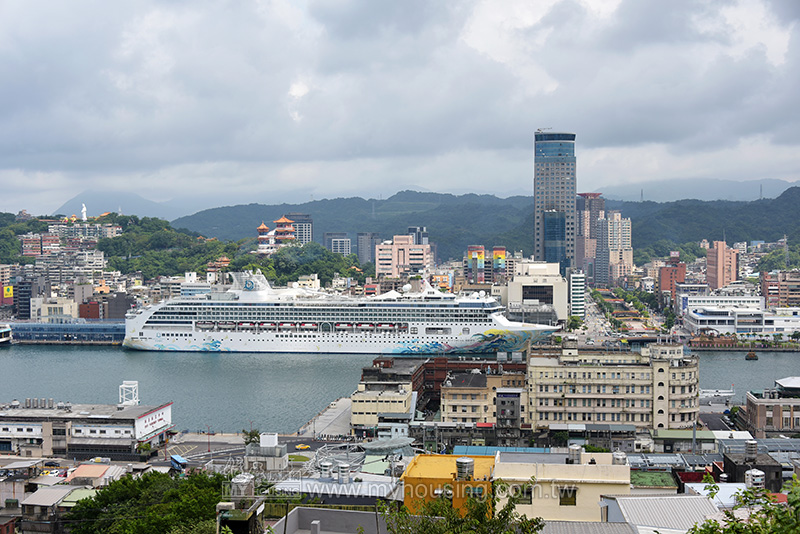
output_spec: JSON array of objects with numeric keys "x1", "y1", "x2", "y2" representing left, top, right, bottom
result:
[{"x1": 0, "y1": 0, "x2": 798, "y2": 214}]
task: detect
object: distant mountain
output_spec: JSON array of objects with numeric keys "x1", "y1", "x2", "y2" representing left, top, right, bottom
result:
[
  {"x1": 171, "y1": 191, "x2": 535, "y2": 261},
  {"x1": 52, "y1": 191, "x2": 227, "y2": 220},
  {"x1": 598, "y1": 178, "x2": 797, "y2": 202},
  {"x1": 608, "y1": 186, "x2": 800, "y2": 248},
  {"x1": 172, "y1": 187, "x2": 800, "y2": 262}
]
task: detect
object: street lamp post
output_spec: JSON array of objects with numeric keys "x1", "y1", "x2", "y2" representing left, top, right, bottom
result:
[{"x1": 205, "y1": 424, "x2": 211, "y2": 453}]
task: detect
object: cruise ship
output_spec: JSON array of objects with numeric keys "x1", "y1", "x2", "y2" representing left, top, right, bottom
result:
[{"x1": 123, "y1": 271, "x2": 557, "y2": 354}]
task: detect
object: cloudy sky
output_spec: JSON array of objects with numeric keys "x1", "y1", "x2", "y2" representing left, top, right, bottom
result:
[{"x1": 1, "y1": 0, "x2": 799, "y2": 214}]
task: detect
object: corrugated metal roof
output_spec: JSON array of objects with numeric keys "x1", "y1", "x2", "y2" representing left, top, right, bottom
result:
[
  {"x1": 543, "y1": 522, "x2": 636, "y2": 534},
  {"x1": 612, "y1": 495, "x2": 719, "y2": 530},
  {"x1": 21, "y1": 486, "x2": 82, "y2": 507}
]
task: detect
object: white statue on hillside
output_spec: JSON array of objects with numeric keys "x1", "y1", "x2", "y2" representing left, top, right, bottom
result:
[{"x1": 81, "y1": 203, "x2": 87, "y2": 221}]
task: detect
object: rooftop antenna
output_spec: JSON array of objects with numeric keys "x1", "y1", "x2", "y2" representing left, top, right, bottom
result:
[
  {"x1": 536, "y1": 127, "x2": 553, "y2": 133},
  {"x1": 760, "y1": 184, "x2": 763, "y2": 200},
  {"x1": 640, "y1": 189, "x2": 644, "y2": 202}
]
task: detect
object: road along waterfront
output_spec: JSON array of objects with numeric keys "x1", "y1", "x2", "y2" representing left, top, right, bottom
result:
[{"x1": 0, "y1": 344, "x2": 796, "y2": 433}]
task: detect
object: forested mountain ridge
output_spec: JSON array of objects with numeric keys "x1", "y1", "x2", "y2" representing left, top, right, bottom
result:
[{"x1": 173, "y1": 188, "x2": 800, "y2": 262}]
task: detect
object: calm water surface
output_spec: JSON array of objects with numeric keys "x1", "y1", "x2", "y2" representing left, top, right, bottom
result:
[
  {"x1": 0, "y1": 345, "x2": 798, "y2": 432},
  {"x1": 0, "y1": 344, "x2": 375, "y2": 434}
]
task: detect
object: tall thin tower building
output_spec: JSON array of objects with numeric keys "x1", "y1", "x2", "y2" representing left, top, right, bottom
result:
[{"x1": 534, "y1": 131, "x2": 577, "y2": 273}]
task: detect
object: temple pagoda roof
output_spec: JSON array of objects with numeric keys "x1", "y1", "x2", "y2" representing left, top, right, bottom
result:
[
  {"x1": 273, "y1": 216, "x2": 294, "y2": 224},
  {"x1": 257, "y1": 222, "x2": 269, "y2": 231}
]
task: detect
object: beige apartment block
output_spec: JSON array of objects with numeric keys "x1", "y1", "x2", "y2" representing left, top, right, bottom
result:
[
  {"x1": 528, "y1": 342, "x2": 699, "y2": 431},
  {"x1": 441, "y1": 371, "x2": 528, "y2": 425},
  {"x1": 350, "y1": 382, "x2": 413, "y2": 428},
  {"x1": 493, "y1": 450, "x2": 630, "y2": 522}
]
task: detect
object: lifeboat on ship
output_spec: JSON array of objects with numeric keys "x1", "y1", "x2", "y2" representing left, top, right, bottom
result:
[
  {"x1": 259, "y1": 322, "x2": 277, "y2": 330},
  {"x1": 196, "y1": 321, "x2": 214, "y2": 330},
  {"x1": 279, "y1": 322, "x2": 295, "y2": 330},
  {"x1": 217, "y1": 322, "x2": 235, "y2": 330},
  {"x1": 377, "y1": 323, "x2": 396, "y2": 330},
  {"x1": 357, "y1": 323, "x2": 375, "y2": 331},
  {"x1": 300, "y1": 323, "x2": 318, "y2": 330},
  {"x1": 239, "y1": 322, "x2": 256, "y2": 329},
  {"x1": 335, "y1": 323, "x2": 352, "y2": 330}
]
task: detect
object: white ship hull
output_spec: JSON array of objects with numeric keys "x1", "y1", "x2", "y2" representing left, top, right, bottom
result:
[{"x1": 123, "y1": 271, "x2": 556, "y2": 355}]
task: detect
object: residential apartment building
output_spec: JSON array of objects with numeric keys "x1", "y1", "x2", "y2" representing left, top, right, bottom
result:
[
  {"x1": 527, "y1": 342, "x2": 699, "y2": 431},
  {"x1": 534, "y1": 132, "x2": 576, "y2": 271},
  {"x1": 375, "y1": 235, "x2": 432, "y2": 277},
  {"x1": 323, "y1": 232, "x2": 348, "y2": 252},
  {"x1": 356, "y1": 232, "x2": 381, "y2": 265},
  {"x1": 706, "y1": 241, "x2": 738, "y2": 290},
  {"x1": 284, "y1": 213, "x2": 313, "y2": 245},
  {"x1": 463, "y1": 245, "x2": 507, "y2": 284},
  {"x1": 330, "y1": 238, "x2": 351, "y2": 256},
  {"x1": 595, "y1": 211, "x2": 633, "y2": 288},
  {"x1": 494, "y1": 450, "x2": 630, "y2": 522},
  {"x1": 568, "y1": 270, "x2": 586, "y2": 318},
  {"x1": 658, "y1": 253, "x2": 686, "y2": 304},
  {"x1": 760, "y1": 270, "x2": 800, "y2": 308},
  {"x1": 575, "y1": 193, "x2": 604, "y2": 283},
  {"x1": 440, "y1": 370, "x2": 528, "y2": 425}
]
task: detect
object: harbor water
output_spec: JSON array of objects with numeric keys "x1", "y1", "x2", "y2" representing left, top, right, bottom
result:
[
  {"x1": 0, "y1": 345, "x2": 797, "y2": 432},
  {"x1": 0, "y1": 344, "x2": 375, "y2": 434}
]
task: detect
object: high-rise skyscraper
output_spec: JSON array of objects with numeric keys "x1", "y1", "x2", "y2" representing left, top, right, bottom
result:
[
  {"x1": 595, "y1": 211, "x2": 633, "y2": 288},
  {"x1": 576, "y1": 193, "x2": 605, "y2": 284},
  {"x1": 534, "y1": 132, "x2": 576, "y2": 273},
  {"x1": 706, "y1": 241, "x2": 738, "y2": 290}
]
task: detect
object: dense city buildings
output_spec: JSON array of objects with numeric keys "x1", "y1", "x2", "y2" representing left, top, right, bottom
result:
[
  {"x1": 760, "y1": 270, "x2": 800, "y2": 308},
  {"x1": 374, "y1": 235, "x2": 433, "y2": 277},
  {"x1": 527, "y1": 342, "x2": 699, "y2": 431},
  {"x1": 706, "y1": 241, "x2": 738, "y2": 290},
  {"x1": 594, "y1": 211, "x2": 633, "y2": 288},
  {"x1": 533, "y1": 131, "x2": 576, "y2": 273}
]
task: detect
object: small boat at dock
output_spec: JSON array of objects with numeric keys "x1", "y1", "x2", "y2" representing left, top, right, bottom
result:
[{"x1": 746, "y1": 351, "x2": 758, "y2": 361}]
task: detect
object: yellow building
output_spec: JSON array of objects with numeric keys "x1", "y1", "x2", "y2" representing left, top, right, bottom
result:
[
  {"x1": 493, "y1": 449, "x2": 630, "y2": 522},
  {"x1": 401, "y1": 455, "x2": 495, "y2": 515},
  {"x1": 441, "y1": 372, "x2": 528, "y2": 425},
  {"x1": 350, "y1": 382, "x2": 413, "y2": 431}
]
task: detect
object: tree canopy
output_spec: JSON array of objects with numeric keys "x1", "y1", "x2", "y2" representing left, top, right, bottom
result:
[{"x1": 65, "y1": 471, "x2": 226, "y2": 534}]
